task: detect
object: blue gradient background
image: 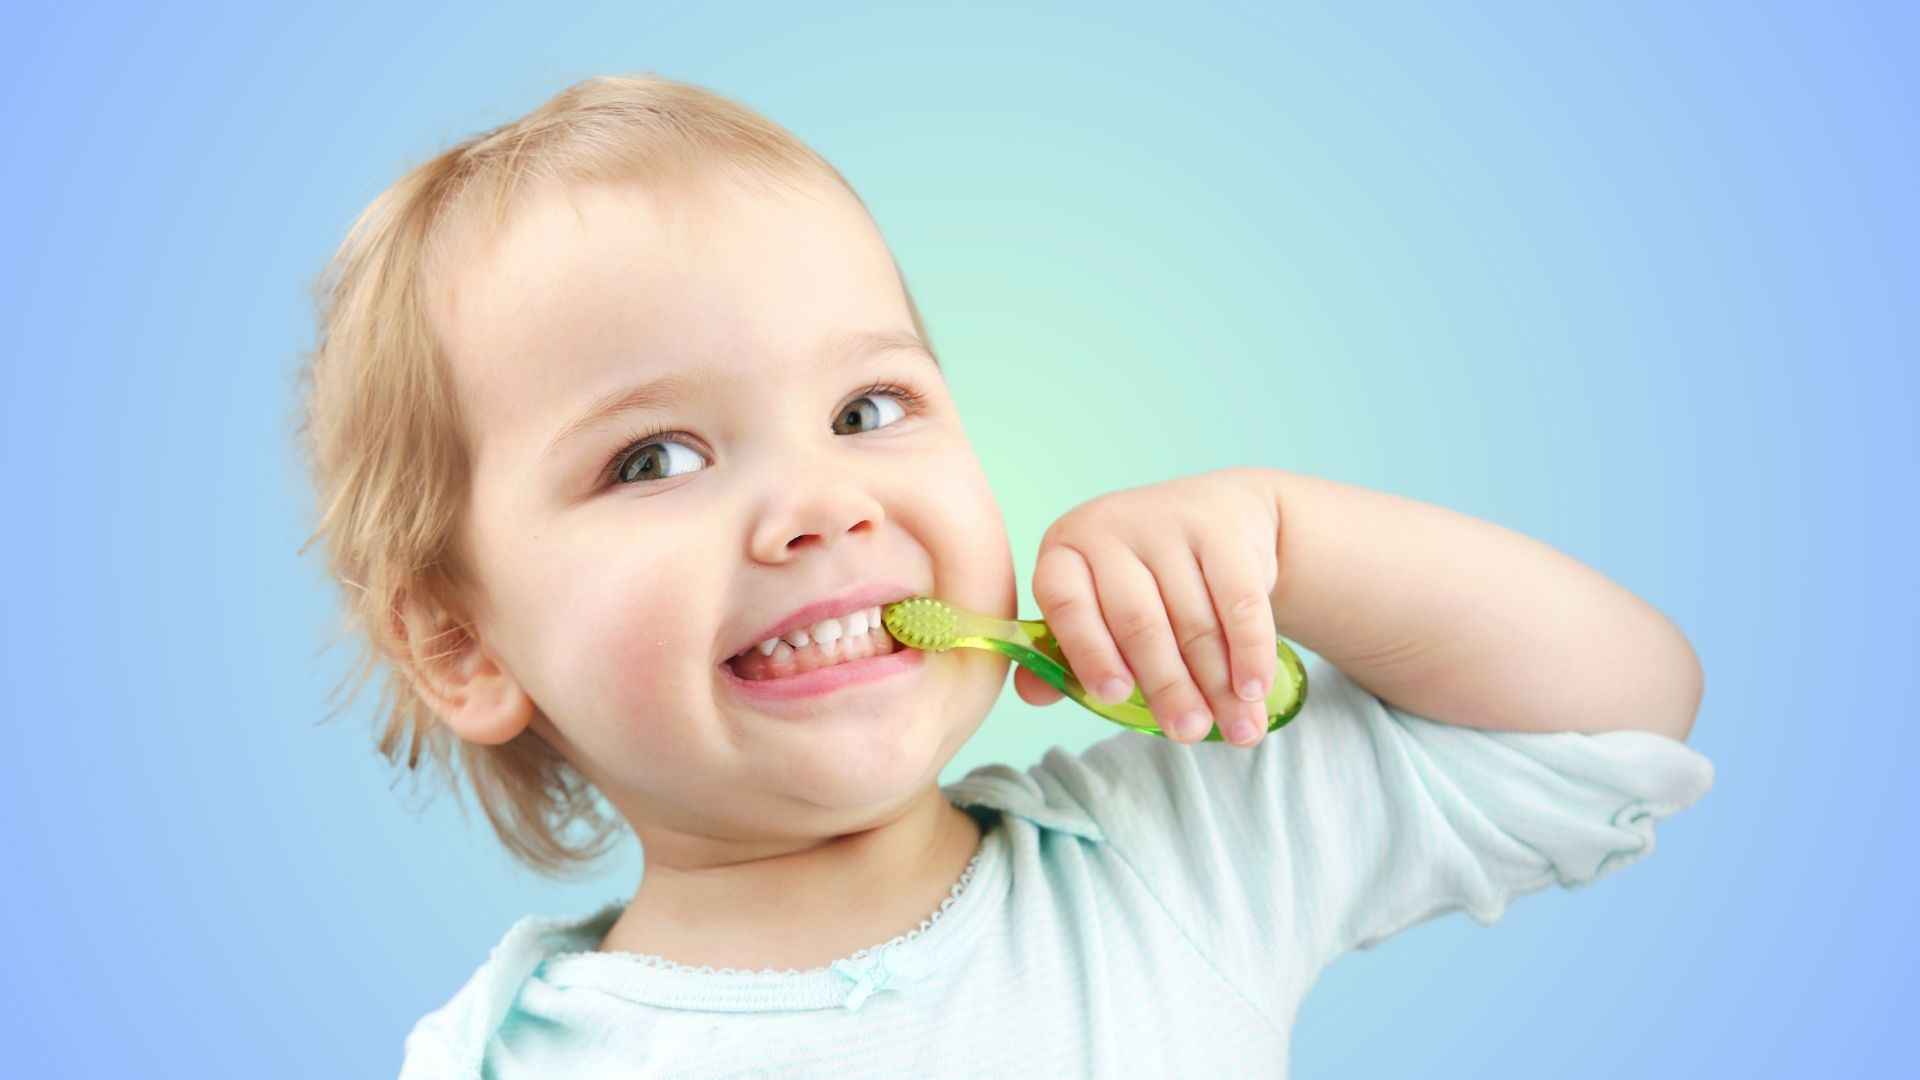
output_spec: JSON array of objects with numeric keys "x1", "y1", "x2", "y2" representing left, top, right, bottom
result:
[{"x1": 3, "y1": 2, "x2": 1912, "y2": 1076}]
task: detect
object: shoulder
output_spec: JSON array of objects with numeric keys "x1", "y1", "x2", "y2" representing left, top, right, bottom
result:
[
  {"x1": 942, "y1": 747, "x2": 1113, "y2": 844},
  {"x1": 398, "y1": 903, "x2": 622, "y2": 1079}
]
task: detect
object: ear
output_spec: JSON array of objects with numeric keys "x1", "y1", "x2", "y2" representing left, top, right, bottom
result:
[{"x1": 392, "y1": 586, "x2": 534, "y2": 746}]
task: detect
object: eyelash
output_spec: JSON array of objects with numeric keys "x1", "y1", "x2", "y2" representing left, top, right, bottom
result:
[{"x1": 600, "y1": 380, "x2": 930, "y2": 488}]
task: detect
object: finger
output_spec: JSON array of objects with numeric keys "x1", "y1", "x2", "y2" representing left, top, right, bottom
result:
[
  {"x1": 1013, "y1": 664, "x2": 1065, "y2": 706},
  {"x1": 1195, "y1": 527, "x2": 1281, "y2": 730},
  {"x1": 1142, "y1": 539, "x2": 1254, "y2": 745},
  {"x1": 1082, "y1": 544, "x2": 1212, "y2": 744},
  {"x1": 1031, "y1": 543, "x2": 1135, "y2": 704}
]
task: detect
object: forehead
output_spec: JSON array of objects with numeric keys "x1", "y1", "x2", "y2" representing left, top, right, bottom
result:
[{"x1": 427, "y1": 173, "x2": 909, "y2": 464}]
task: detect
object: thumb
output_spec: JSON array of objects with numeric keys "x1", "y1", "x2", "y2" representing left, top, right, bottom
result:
[{"x1": 1013, "y1": 664, "x2": 1066, "y2": 706}]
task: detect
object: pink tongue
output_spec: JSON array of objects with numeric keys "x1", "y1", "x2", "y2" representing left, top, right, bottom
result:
[{"x1": 728, "y1": 631, "x2": 893, "y2": 680}]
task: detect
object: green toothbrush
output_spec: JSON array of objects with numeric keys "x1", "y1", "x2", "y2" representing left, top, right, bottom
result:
[{"x1": 881, "y1": 596, "x2": 1308, "y2": 741}]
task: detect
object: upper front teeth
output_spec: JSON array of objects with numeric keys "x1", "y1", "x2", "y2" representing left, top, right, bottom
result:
[{"x1": 751, "y1": 606, "x2": 884, "y2": 656}]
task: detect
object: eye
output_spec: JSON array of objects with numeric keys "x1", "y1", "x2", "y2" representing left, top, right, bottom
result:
[
  {"x1": 607, "y1": 430, "x2": 705, "y2": 487},
  {"x1": 602, "y1": 383, "x2": 928, "y2": 489},
  {"x1": 831, "y1": 384, "x2": 922, "y2": 435}
]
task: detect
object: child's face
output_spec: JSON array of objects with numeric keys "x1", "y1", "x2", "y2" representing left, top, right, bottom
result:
[{"x1": 425, "y1": 173, "x2": 1015, "y2": 842}]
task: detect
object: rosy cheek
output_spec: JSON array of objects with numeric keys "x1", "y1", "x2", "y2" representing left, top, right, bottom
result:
[{"x1": 595, "y1": 606, "x2": 703, "y2": 707}]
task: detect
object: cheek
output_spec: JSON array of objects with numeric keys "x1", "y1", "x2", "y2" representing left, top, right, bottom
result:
[
  {"x1": 580, "y1": 588, "x2": 713, "y2": 712},
  {"x1": 931, "y1": 452, "x2": 1016, "y2": 607},
  {"x1": 517, "y1": 560, "x2": 724, "y2": 790},
  {"x1": 599, "y1": 617, "x2": 706, "y2": 708},
  {"x1": 534, "y1": 558, "x2": 714, "y2": 723}
]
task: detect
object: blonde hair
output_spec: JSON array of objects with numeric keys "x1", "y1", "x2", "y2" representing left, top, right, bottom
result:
[{"x1": 292, "y1": 73, "x2": 934, "y2": 876}]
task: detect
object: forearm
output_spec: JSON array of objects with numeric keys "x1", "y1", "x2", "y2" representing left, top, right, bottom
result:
[{"x1": 1260, "y1": 468, "x2": 1702, "y2": 740}]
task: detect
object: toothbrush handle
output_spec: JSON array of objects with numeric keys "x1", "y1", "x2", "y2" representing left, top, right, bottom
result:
[{"x1": 994, "y1": 619, "x2": 1309, "y2": 741}]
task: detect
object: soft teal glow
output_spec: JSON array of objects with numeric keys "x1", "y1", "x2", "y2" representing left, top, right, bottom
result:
[{"x1": 2, "y1": 2, "x2": 1911, "y2": 1075}]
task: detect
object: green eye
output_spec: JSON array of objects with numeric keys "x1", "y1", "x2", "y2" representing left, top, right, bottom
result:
[
  {"x1": 612, "y1": 437, "x2": 704, "y2": 485},
  {"x1": 831, "y1": 391, "x2": 908, "y2": 435}
]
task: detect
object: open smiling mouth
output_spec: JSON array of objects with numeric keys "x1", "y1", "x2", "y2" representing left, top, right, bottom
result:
[{"x1": 723, "y1": 606, "x2": 901, "y2": 682}]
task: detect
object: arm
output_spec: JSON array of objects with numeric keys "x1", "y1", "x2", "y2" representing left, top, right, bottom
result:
[{"x1": 1259, "y1": 468, "x2": 1703, "y2": 741}]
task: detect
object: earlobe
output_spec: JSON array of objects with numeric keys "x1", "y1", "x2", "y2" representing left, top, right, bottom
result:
[
  {"x1": 448, "y1": 661, "x2": 536, "y2": 745},
  {"x1": 393, "y1": 591, "x2": 535, "y2": 747}
]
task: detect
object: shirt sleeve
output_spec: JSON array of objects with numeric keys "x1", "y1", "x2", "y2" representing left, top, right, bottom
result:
[
  {"x1": 1033, "y1": 656, "x2": 1715, "y2": 1010},
  {"x1": 397, "y1": 914, "x2": 591, "y2": 1079}
]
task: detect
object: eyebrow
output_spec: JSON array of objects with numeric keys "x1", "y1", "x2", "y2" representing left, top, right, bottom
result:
[{"x1": 542, "y1": 329, "x2": 940, "y2": 460}]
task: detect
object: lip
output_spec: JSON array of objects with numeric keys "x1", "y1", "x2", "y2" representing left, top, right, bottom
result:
[
  {"x1": 719, "y1": 582, "x2": 922, "y2": 663},
  {"x1": 718, "y1": 641, "x2": 926, "y2": 703}
]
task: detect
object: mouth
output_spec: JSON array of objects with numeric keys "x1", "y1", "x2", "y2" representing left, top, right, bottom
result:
[
  {"x1": 722, "y1": 608, "x2": 902, "y2": 681},
  {"x1": 719, "y1": 584, "x2": 921, "y2": 683}
]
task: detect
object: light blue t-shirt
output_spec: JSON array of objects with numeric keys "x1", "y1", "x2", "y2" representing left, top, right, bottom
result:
[{"x1": 399, "y1": 658, "x2": 1714, "y2": 1078}]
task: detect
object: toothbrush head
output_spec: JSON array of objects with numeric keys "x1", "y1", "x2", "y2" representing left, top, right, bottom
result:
[{"x1": 882, "y1": 596, "x2": 959, "y2": 651}]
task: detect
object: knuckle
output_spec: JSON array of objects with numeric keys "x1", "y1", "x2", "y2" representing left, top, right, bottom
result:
[
  {"x1": 1176, "y1": 622, "x2": 1223, "y2": 656},
  {"x1": 1036, "y1": 539, "x2": 1083, "y2": 566},
  {"x1": 1227, "y1": 591, "x2": 1268, "y2": 624},
  {"x1": 1033, "y1": 581, "x2": 1085, "y2": 615},
  {"x1": 1036, "y1": 549, "x2": 1082, "y2": 584},
  {"x1": 1143, "y1": 671, "x2": 1192, "y2": 703},
  {"x1": 1041, "y1": 516, "x2": 1091, "y2": 549},
  {"x1": 1109, "y1": 608, "x2": 1160, "y2": 644}
]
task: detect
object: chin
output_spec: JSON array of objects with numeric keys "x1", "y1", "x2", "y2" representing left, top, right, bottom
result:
[{"x1": 778, "y1": 739, "x2": 951, "y2": 815}]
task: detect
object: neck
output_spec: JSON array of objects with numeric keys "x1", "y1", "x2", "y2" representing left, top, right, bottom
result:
[{"x1": 598, "y1": 786, "x2": 986, "y2": 971}]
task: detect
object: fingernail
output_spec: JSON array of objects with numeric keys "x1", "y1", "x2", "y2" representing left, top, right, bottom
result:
[
  {"x1": 1099, "y1": 678, "x2": 1131, "y2": 704},
  {"x1": 1237, "y1": 679, "x2": 1264, "y2": 702},
  {"x1": 1231, "y1": 719, "x2": 1260, "y2": 745},
  {"x1": 1178, "y1": 711, "x2": 1211, "y2": 740}
]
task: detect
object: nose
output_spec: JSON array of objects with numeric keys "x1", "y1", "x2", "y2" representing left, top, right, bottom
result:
[{"x1": 748, "y1": 476, "x2": 886, "y2": 563}]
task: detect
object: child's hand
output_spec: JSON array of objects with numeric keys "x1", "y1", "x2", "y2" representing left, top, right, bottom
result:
[{"x1": 1012, "y1": 467, "x2": 1282, "y2": 747}]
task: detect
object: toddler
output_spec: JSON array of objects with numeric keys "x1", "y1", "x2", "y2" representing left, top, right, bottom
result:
[{"x1": 294, "y1": 74, "x2": 1714, "y2": 1078}]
